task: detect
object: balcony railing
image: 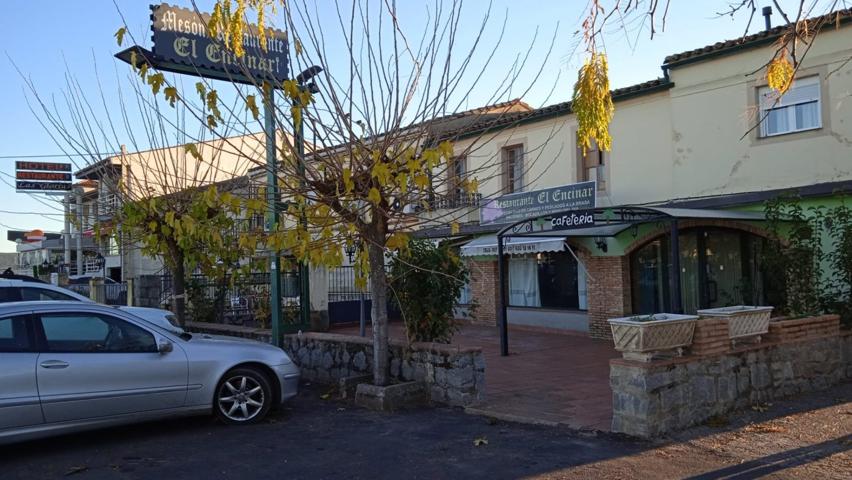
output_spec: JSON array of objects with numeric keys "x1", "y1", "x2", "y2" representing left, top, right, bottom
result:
[{"x1": 428, "y1": 192, "x2": 482, "y2": 210}]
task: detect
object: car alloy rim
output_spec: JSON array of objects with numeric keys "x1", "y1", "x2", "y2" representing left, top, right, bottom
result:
[{"x1": 217, "y1": 375, "x2": 265, "y2": 422}]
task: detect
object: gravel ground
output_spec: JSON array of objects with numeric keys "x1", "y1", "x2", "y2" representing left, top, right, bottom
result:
[{"x1": 1, "y1": 382, "x2": 849, "y2": 479}]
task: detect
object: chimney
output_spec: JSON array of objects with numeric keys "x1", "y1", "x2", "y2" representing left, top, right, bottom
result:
[{"x1": 762, "y1": 6, "x2": 773, "y2": 30}]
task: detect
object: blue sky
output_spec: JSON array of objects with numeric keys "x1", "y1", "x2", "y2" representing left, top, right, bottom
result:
[{"x1": 0, "y1": 1, "x2": 815, "y2": 251}]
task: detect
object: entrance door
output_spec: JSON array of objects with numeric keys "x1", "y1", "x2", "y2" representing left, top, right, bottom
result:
[{"x1": 701, "y1": 229, "x2": 746, "y2": 308}]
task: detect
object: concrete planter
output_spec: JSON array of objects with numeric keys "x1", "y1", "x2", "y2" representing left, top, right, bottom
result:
[
  {"x1": 697, "y1": 306, "x2": 773, "y2": 344},
  {"x1": 608, "y1": 313, "x2": 699, "y2": 362}
]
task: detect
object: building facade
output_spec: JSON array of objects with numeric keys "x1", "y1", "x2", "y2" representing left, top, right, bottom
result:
[{"x1": 428, "y1": 10, "x2": 852, "y2": 339}]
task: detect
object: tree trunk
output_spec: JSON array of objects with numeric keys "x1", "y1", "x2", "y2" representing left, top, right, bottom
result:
[
  {"x1": 172, "y1": 253, "x2": 187, "y2": 328},
  {"x1": 368, "y1": 240, "x2": 390, "y2": 386}
]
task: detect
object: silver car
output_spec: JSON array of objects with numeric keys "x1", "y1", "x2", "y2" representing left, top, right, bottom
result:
[{"x1": 0, "y1": 301, "x2": 299, "y2": 444}]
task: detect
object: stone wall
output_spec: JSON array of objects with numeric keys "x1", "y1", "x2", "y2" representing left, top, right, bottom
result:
[
  {"x1": 610, "y1": 315, "x2": 852, "y2": 438},
  {"x1": 282, "y1": 332, "x2": 485, "y2": 407}
]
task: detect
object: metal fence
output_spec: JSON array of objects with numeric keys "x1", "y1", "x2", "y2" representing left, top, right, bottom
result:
[
  {"x1": 161, "y1": 271, "x2": 302, "y2": 328},
  {"x1": 65, "y1": 282, "x2": 128, "y2": 306}
]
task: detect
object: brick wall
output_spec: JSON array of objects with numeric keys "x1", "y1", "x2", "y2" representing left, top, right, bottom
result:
[
  {"x1": 766, "y1": 315, "x2": 841, "y2": 343},
  {"x1": 691, "y1": 318, "x2": 730, "y2": 356},
  {"x1": 585, "y1": 254, "x2": 631, "y2": 340},
  {"x1": 466, "y1": 258, "x2": 500, "y2": 326}
]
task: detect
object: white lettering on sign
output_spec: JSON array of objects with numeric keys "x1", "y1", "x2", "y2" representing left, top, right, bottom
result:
[{"x1": 551, "y1": 212, "x2": 595, "y2": 229}]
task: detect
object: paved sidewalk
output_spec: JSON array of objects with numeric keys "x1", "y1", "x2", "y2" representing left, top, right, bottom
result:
[{"x1": 336, "y1": 323, "x2": 619, "y2": 430}]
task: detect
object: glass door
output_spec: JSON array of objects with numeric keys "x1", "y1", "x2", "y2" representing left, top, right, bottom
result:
[{"x1": 701, "y1": 229, "x2": 745, "y2": 308}]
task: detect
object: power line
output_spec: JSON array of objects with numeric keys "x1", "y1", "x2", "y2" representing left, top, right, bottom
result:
[{"x1": 0, "y1": 152, "x2": 118, "y2": 159}]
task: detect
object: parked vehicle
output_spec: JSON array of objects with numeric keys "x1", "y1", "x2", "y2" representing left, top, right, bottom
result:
[
  {"x1": 0, "y1": 301, "x2": 299, "y2": 444},
  {"x1": 0, "y1": 275, "x2": 93, "y2": 303}
]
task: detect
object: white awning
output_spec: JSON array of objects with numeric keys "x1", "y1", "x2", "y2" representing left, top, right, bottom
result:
[{"x1": 460, "y1": 234, "x2": 567, "y2": 257}]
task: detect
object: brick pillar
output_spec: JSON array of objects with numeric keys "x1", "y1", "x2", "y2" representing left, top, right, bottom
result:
[
  {"x1": 466, "y1": 259, "x2": 500, "y2": 326},
  {"x1": 585, "y1": 255, "x2": 631, "y2": 340}
]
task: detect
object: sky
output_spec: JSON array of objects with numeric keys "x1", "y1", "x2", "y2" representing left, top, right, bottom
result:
[{"x1": 0, "y1": 0, "x2": 824, "y2": 252}]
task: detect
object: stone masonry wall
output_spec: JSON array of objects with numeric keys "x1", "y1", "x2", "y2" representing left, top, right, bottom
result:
[
  {"x1": 610, "y1": 315, "x2": 852, "y2": 438},
  {"x1": 282, "y1": 332, "x2": 485, "y2": 407},
  {"x1": 586, "y1": 255, "x2": 631, "y2": 340}
]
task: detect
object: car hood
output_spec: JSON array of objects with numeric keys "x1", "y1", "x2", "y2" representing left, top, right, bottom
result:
[
  {"x1": 190, "y1": 333, "x2": 264, "y2": 344},
  {"x1": 185, "y1": 333, "x2": 290, "y2": 360}
]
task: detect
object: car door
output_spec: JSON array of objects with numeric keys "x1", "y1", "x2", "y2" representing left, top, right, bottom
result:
[
  {"x1": 0, "y1": 314, "x2": 43, "y2": 430},
  {"x1": 35, "y1": 311, "x2": 189, "y2": 423}
]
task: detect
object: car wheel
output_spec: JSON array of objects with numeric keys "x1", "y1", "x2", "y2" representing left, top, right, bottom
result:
[{"x1": 214, "y1": 367, "x2": 273, "y2": 425}]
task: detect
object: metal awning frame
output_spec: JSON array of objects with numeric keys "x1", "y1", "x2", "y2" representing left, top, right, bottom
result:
[{"x1": 494, "y1": 205, "x2": 767, "y2": 356}]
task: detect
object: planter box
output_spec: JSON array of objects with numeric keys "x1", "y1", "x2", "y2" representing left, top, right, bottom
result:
[
  {"x1": 696, "y1": 306, "x2": 773, "y2": 344},
  {"x1": 608, "y1": 314, "x2": 699, "y2": 362}
]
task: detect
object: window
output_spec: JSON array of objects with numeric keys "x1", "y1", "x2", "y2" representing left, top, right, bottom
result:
[
  {"x1": 759, "y1": 76, "x2": 821, "y2": 137},
  {"x1": 502, "y1": 145, "x2": 524, "y2": 193},
  {"x1": 21, "y1": 287, "x2": 76, "y2": 302},
  {"x1": 449, "y1": 156, "x2": 467, "y2": 201},
  {"x1": 579, "y1": 139, "x2": 606, "y2": 192},
  {"x1": 0, "y1": 316, "x2": 31, "y2": 352},
  {"x1": 40, "y1": 314, "x2": 157, "y2": 353},
  {"x1": 0, "y1": 287, "x2": 22, "y2": 303},
  {"x1": 507, "y1": 251, "x2": 585, "y2": 310}
]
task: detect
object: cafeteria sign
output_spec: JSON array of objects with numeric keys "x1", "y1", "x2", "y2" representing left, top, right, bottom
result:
[
  {"x1": 480, "y1": 181, "x2": 596, "y2": 225},
  {"x1": 150, "y1": 3, "x2": 289, "y2": 84}
]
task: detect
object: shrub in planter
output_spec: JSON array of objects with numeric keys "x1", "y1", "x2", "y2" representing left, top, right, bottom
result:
[{"x1": 389, "y1": 240, "x2": 470, "y2": 343}]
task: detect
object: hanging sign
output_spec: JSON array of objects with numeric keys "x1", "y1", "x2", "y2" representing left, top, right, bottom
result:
[
  {"x1": 150, "y1": 3, "x2": 289, "y2": 84},
  {"x1": 480, "y1": 181, "x2": 596, "y2": 225}
]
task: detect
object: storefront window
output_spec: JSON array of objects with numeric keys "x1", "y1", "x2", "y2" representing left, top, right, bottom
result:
[
  {"x1": 508, "y1": 251, "x2": 584, "y2": 310},
  {"x1": 630, "y1": 228, "x2": 770, "y2": 315}
]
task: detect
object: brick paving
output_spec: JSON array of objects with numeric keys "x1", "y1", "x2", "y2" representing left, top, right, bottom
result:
[{"x1": 335, "y1": 323, "x2": 619, "y2": 431}]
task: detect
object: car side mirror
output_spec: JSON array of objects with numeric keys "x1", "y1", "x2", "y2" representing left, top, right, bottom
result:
[{"x1": 158, "y1": 340, "x2": 174, "y2": 354}]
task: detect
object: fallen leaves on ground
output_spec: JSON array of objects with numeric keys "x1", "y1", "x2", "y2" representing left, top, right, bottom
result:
[
  {"x1": 473, "y1": 437, "x2": 488, "y2": 447},
  {"x1": 743, "y1": 423, "x2": 788, "y2": 434}
]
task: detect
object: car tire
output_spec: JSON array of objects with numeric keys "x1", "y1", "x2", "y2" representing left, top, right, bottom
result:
[{"x1": 214, "y1": 367, "x2": 273, "y2": 425}]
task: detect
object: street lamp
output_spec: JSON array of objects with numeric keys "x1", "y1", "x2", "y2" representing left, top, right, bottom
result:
[{"x1": 294, "y1": 65, "x2": 322, "y2": 329}]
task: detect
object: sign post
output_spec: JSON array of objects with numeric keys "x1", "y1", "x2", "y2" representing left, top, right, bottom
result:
[{"x1": 116, "y1": 4, "x2": 292, "y2": 344}]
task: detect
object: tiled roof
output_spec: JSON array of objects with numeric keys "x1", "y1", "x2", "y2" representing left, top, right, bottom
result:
[
  {"x1": 663, "y1": 8, "x2": 852, "y2": 67},
  {"x1": 444, "y1": 78, "x2": 672, "y2": 140}
]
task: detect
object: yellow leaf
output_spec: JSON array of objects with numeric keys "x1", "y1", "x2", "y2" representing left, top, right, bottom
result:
[
  {"x1": 438, "y1": 140, "x2": 454, "y2": 159},
  {"x1": 295, "y1": 39, "x2": 303, "y2": 56},
  {"x1": 148, "y1": 73, "x2": 165, "y2": 95},
  {"x1": 129, "y1": 50, "x2": 138, "y2": 72},
  {"x1": 164, "y1": 86, "x2": 179, "y2": 107},
  {"x1": 291, "y1": 105, "x2": 302, "y2": 129},
  {"x1": 114, "y1": 27, "x2": 126, "y2": 46},
  {"x1": 573, "y1": 52, "x2": 614, "y2": 155},
  {"x1": 371, "y1": 161, "x2": 391, "y2": 185},
  {"x1": 766, "y1": 48, "x2": 794, "y2": 94},
  {"x1": 396, "y1": 172, "x2": 409, "y2": 194},
  {"x1": 386, "y1": 232, "x2": 409, "y2": 251},
  {"x1": 195, "y1": 82, "x2": 207, "y2": 102},
  {"x1": 245, "y1": 94, "x2": 260, "y2": 121},
  {"x1": 451, "y1": 222, "x2": 460, "y2": 235},
  {"x1": 466, "y1": 178, "x2": 479, "y2": 194},
  {"x1": 184, "y1": 143, "x2": 202, "y2": 161},
  {"x1": 342, "y1": 168, "x2": 354, "y2": 193},
  {"x1": 367, "y1": 187, "x2": 381, "y2": 204},
  {"x1": 414, "y1": 173, "x2": 430, "y2": 190}
]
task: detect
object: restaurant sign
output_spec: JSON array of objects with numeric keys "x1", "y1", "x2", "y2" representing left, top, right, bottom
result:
[
  {"x1": 15, "y1": 161, "x2": 73, "y2": 193},
  {"x1": 151, "y1": 3, "x2": 289, "y2": 84},
  {"x1": 480, "y1": 181, "x2": 596, "y2": 225}
]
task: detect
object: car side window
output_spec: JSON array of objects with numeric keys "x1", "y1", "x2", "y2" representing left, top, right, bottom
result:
[
  {"x1": 0, "y1": 287, "x2": 22, "y2": 303},
  {"x1": 21, "y1": 287, "x2": 76, "y2": 302},
  {"x1": 0, "y1": 316, "x2": 31, "y2": 353},
  {"x1": 40, "y1": 314, "x2": 157, "y2": 353}
]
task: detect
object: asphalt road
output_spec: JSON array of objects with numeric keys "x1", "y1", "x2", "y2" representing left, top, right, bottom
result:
[
  {"x1": 1, "y1": 383, "x2": 850, "y2": 479},
  {"x1": 0, "y1": 384, "x2": 645, "y2": 480}
]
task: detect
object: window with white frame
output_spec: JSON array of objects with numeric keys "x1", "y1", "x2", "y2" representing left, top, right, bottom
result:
[{"x1": 758, "y1": 76, "x2": 821, "y2": 137}]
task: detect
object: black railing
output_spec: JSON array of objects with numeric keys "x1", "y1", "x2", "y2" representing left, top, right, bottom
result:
[{"x1": 428, "y1": 192, "x2": 482, "y2": 210}]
